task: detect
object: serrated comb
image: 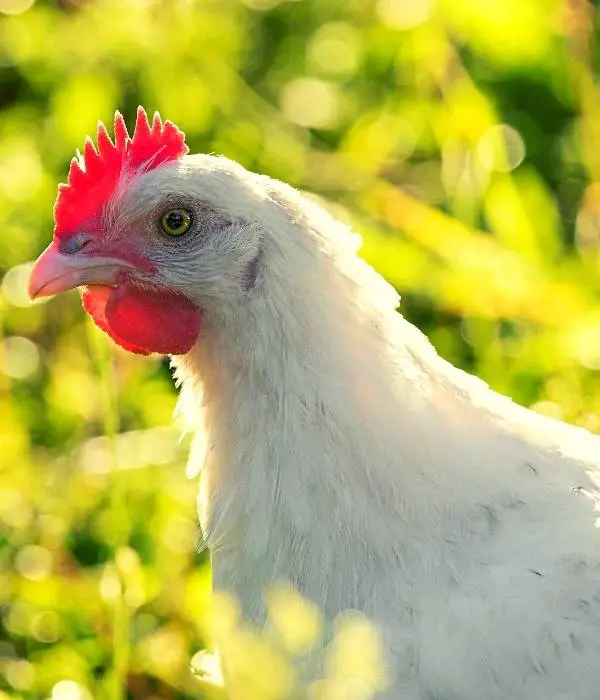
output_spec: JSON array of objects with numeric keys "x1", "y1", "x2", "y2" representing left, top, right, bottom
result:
[{"x1": 54, "y1": 106, "x2": 189, "y2": 238}]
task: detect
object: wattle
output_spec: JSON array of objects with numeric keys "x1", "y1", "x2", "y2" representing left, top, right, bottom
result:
[{"x1": 82, "y1": 282, "x2": 201, "y2": 355}]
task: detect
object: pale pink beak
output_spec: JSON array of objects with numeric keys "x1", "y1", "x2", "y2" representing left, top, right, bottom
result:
[{"x1": 28, "y1": 240, "x2": 135, "y2": 299}]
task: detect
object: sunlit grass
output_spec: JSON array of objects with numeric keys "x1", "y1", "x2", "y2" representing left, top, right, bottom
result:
[
  {"x1": 88, "y1": 322, "x2": 129, "y2": 700},
  {"x1": 199, "y1": 587, "x2": 389, "y2": 700}
]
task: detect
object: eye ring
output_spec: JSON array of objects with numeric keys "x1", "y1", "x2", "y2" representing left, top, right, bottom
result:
[{"x1": 160, "y1": 208, "x2": 192, "y2": 237}]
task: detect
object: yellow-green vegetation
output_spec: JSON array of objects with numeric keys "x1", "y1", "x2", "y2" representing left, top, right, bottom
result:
[{"x1": 1, "y1": 0, "x2": 600, "y2": 697}]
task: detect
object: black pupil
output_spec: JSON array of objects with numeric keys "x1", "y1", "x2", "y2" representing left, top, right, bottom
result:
[{"x1": 166, "y1": 211, "x2": 186, "y2": 230}]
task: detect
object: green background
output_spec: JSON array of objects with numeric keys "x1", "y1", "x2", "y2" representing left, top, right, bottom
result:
[{"x1": 1, "y1": 0, "x2": 600, "y2": 697}]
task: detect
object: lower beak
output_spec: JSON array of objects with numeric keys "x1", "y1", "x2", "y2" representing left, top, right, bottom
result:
[{"x1": 28, "y1": 241, "x2": 135, "y2": 299}]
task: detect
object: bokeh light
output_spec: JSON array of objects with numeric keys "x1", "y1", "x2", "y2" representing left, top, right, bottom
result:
[
  {"x1": 281, "y1": 78, "x2": 341, "y2": 129},
  {"x1": 0, "y1": 0, "x2": 34, "y2": 16},
  {"x1": 2, "y1": 263, "x2": 37, "y2": 307},
  {"x1": 51, "y1": 680, "x2": 93, "y2": 700},
  {"x1": 2, "y1": 335, "x2": 40, "y2": 379},
  {"x1": 14, "y1": 544, "x2": 53, "y2": 580},
  {"x1": 376, "y1": 0, "x2": 432, "y2": 29},
  {"x1": 308, "y1": 23, "x2": 361, "y2": 76},
  {"x1": 477, "y1": 125, "x2": 526, "y2": 173}
]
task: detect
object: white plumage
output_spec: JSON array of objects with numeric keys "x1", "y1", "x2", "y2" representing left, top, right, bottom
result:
[
  {"x1": 144, "y1": 155, "x2": 600, "y2": 699},
  {"x1": 35, "y1": 151, "x2": 600, "y2": 698}
]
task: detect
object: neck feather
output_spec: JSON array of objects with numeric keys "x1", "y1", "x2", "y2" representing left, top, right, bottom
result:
[
  {"x1": 169, "y1": 185, "x2": 535, "y2": 618},
  {"x1": 170, "y1": 201, "x2": 459, "y2": 605}
]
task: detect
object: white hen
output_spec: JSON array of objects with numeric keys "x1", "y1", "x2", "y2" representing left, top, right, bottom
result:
[
  {"x1": 29, "y1": 110, "x2": 600, "y2": 700},
  {"x1": 175, "y1": 163, "x2": 600, "y2": 700}
]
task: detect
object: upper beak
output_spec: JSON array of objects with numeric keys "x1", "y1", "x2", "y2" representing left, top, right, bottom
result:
[{"x1": 28, "y1": 240, "x2": 135, "y2": 299}]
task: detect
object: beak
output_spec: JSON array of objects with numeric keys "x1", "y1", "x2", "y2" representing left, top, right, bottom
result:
[{"x1": 28, "y1": 241, "x2": 135, "y2": 299}]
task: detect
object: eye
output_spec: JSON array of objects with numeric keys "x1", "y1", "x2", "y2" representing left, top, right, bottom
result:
[{"x1": 160, "y1": 208, "x2": 192, "y2": 237}]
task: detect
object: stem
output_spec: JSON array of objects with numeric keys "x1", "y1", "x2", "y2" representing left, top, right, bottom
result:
[{"x1": 88, "y1": 320, "x2": 130, "y2": 700}]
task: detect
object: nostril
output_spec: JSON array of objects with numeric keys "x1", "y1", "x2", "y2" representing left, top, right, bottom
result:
[{"x1": 59, "y1": 232, "x2": 93, "y2": 255}]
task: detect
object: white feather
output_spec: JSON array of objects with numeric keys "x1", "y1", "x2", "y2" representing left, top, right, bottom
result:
[{"x1": 127, "y1": 155, "x2": 600, "y2": 699}]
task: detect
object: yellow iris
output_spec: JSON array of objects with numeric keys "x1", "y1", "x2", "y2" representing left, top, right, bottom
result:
[{"x1": 161, "y1": 209, "x2": 192, "y2": 236}]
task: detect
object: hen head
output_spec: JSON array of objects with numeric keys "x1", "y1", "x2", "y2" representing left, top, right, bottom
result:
[{"x1": 29, "y1": 107, "x2": 266, "y2": 355}]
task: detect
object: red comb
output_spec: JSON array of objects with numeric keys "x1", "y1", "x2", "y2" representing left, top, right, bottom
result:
[{"x1": 54, "y1": 106, "x2": 189, "y2": 238}]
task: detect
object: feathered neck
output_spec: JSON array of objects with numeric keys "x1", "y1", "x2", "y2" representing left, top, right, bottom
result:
[
  {"x1": 169, "y1": 180, "x2": 560, "y2": 620},
  {"x1": 170, "y1": 184, "x2": 470, "y2": 610}
]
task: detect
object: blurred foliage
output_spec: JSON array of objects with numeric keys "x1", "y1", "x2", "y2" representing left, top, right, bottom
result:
[{"x1": 1, "y1": 0, "x2": 600, "y2": 697}]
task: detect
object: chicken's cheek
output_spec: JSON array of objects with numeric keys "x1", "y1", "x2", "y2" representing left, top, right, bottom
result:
[{"x1": 82, "y1": 283, "x2": 201, "y2": 356}]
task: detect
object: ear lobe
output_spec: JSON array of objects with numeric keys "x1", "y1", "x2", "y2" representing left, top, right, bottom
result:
[{"x1": 242, "y1": 248, "x2": 263, "y2": 292}]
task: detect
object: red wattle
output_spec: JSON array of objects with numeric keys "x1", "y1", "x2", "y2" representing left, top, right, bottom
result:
[{"x1": 82, "y1": 283, "x2": 201, "y2": 355}]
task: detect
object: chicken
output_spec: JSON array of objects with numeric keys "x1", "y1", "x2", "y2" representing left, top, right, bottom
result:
[{"x1": 29, "y1": 107, "x2": 600, "y2": 700}]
